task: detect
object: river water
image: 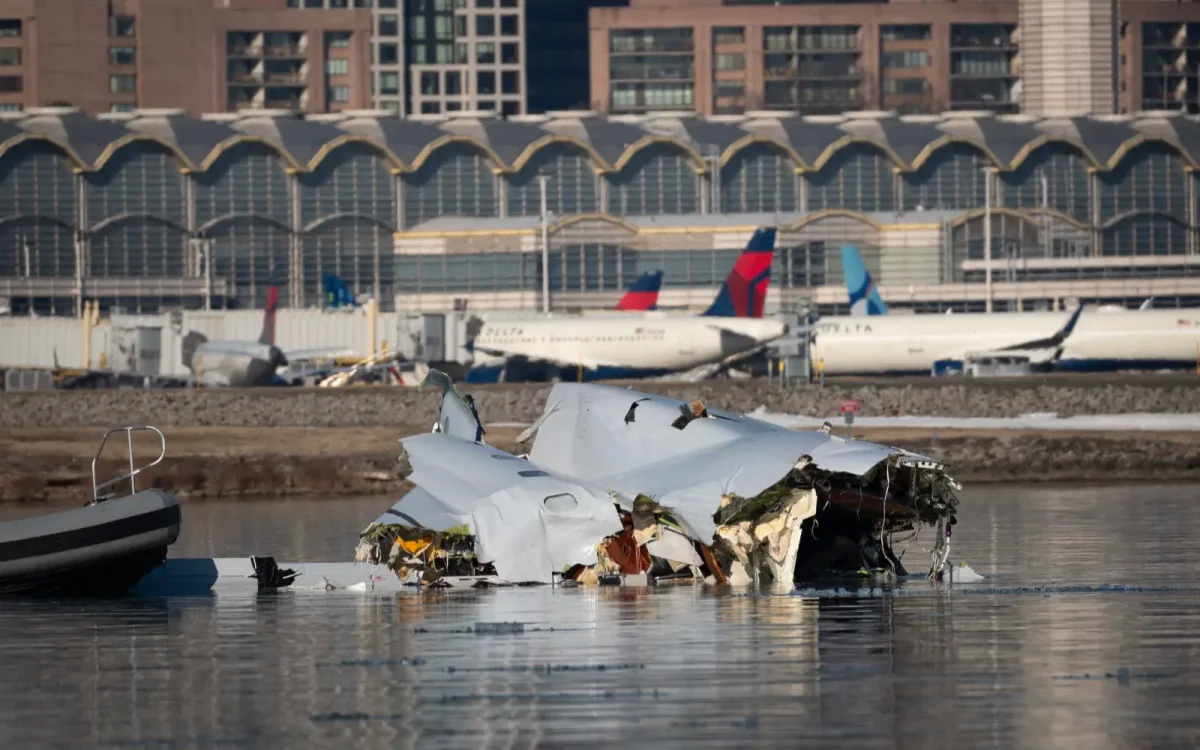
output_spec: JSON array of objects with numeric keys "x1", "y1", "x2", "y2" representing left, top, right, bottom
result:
[{"x1": 3, "y1": 484, "x2": 1200, "y2": 749}]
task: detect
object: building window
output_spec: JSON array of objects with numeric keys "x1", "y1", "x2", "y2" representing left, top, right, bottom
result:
[
  {"x1": 109, "y1": 46, "x2": 135, "y2": 65},
  {"x1": 501, "y1": 0, "x2": 518, "y2": 6},
  {"x1": 764, "y1": 25, "x2": 858, "y2": 52},
  {"x1": 501, "y1": 42, "x2": 519, "y2": 64},
  {"x1": 715, "y1": 53, "x2": 744, "y2": 71},
  {"x1": 502, "y1": 100, "x2": 520, "y2": 116},
  {"x1": 325, "y1": 58, "x2": 348, "y2": 75},
  {"x1": 446, "y1": 101, "x2": 462, "y2": 111},
  {"x1": 0, "y1": 20, "x2": 21, "y2": 38},
  {"x1": 379, "y1": 71, "x2": 400, "y2": 94},
  {"x1": 882, "y1": 51, "x2": 929, "y2": 68},
  {"x1": 477, "y1": 42, "x2": 495, "y2": 63},
  {"x1": 0, "y1": 103, "x2": 20, "y2": 111},
  {"x1": 378, "y1": 0, "x2": 397, "y2": 7},
  {"x1": 611, "y1": 82, "x2": 693, "y2": 111},
  {"x1": 477, "y1": 15, "x2": 495, "y2": 37},
  {"x1": 328, "y1": 85, "x2": 350, "y2": 102},
  {"x1": 884, "y1": 77, "x2": 931, "y2": 95},
  {"x1": 478, "y1": 99, "x2": 496, "y2": 110},
  {"x1": 500, "y1": 15, "x2": 518, "y2": 36},
  {"x1": 382, "y1": 101, "x2": 401, "y2": 114},
  {"x1": 0, "y1": 48, "x2": 20, "y2": 66},
  {"x1": 110, "y1": 103, "x2": 136, "y2": 113},
  {"x1": 715, "y1": 81, "x2": 745, "y2": 98},
  {"x1": 477, "y1": 0, "x2": 494, "y2": 6},
  {"x1": 421, "y1": 71, "x2": 439, "y2": 95},
  {"x1": 501, "y1": 70, "x2": 519, "y2": 94},
  {"x1": 713, "y1": 26, "x2": 745, "y2": 46},
  {"x1": 455, "y1": 15, "x2": 467, "y2": 37},
  {"x1": 446, "y1": 71, "x2": 461, "y2": 94},
  {"x1": 379, "y1": 43, "x2": 398, "y2": 64},
  {"x1": 328, "y1": 31, "x2": 351, "y2": 47},
  {"x1": 379, "y1": 14, "x2": 399, "y2": 37},
  {"x1": 109, "y1": 74, "x2": 136, "y2": 93},
  {"x1": 477, "y1": 71, "x2": 496, "y2": 94},
  {"x1": 0, "y1": 75, "x2": 22, "y2": 93},
  {"x1": 610, "y1": 28, "x2": 693, "y2": 54},
  {"x1": 330, "y1": 0, "x2": 348, "y2": 7},
  {"x1": 305, "y1": 0, "x2": 323, "y2": 7},
  {"x1": 436, "y1": 44, "x2": 455, "y2": 63},
  {"x1": 421, "y1": 101, "x2": 440, "y2": 114},
  {"x1": 434, "y1": 15, "x2": 452, "y2": 40},
  {"x1": 882, "y1": 25, "x2": 931, "y2": 41},
  {"x1": 455, "y1": 42, "x2": 468, "y2": 63},
  {"x1": 109, "y1": 15, "x2": 136, "y2": 37}
]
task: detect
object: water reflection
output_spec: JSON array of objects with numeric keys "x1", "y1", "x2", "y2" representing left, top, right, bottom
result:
[{"x1": 1, "y1": 485, "x2": 1199, "y2": 747}]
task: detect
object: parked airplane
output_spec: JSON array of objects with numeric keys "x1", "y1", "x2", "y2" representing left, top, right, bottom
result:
[
  {"x1": 614, "y1": 270, "x2": 664, "y2": 312},
  {"x1": 464, "y1": 228, "x2": 785, "y2": 382},
  {"x1": 841, "y1": 245, "x2": 888, "y2": 316},
  {"x1": 181, "y1": 287, "x2": 354, "y2": 387},
  {"x1": 811, "y1": 303, "x2": 1200, "y2": 375},
  {"x1": 181, "y1": 288, "x2": 288, "y2": 387}
]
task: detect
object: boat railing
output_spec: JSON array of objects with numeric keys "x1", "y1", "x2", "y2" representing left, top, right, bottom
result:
[{"x1": 91, "y1": 426, "x2": 167, "y2": 504}]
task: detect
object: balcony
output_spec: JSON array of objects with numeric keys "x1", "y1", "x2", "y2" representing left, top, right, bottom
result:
[
  {"x1": 264, "y1": 72, "x2": 306, "y2": 85},
  {"x1": 263, "y1": 46, "x2": 306, "y2": 58}
]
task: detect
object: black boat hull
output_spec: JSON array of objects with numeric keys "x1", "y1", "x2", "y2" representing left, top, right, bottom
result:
[{"x1": 0, "y1": 490, "x2": 181, "y2": 597}]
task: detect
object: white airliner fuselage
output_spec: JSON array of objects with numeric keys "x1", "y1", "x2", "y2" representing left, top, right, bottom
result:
[
  {"x1": 469, "y1": 314, "x2": 787, "y2": 381},
  {"x1": 812, "y1": 308, "x2": 1200, "y2": 375}
]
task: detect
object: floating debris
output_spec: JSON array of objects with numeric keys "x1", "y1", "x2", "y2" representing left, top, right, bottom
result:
[{"x1": 358, "y1": 371, "x2": 966, "y2": 592}]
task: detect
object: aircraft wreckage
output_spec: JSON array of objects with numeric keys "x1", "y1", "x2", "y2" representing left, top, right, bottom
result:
[{"x1": 352, "y1": 371, "x2": 967, "y2": 590}]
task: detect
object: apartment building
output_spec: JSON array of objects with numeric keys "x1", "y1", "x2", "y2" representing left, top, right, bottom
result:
[
  {"x1": 589, "y1": 0, "x2": 1200, "y2": 117},
  {"x1": 0, "y1": 0, "x2": 371, "y2": 115}
]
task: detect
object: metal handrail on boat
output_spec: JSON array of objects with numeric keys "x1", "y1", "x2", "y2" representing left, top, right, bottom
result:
[{"x1": 91, "y1": 426, "x2": 167, "y2": 504}]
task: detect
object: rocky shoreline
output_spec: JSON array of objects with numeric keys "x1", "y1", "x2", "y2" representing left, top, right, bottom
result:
[{"x1": 2, "y1": 376, "x2": 1199, "y2": 430}]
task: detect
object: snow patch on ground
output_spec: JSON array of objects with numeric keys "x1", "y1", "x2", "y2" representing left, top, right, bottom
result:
[{"x1": 747, "y1": 408, "x2": 1200, "y2": 432}]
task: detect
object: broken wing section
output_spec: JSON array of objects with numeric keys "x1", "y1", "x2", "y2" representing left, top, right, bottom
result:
[{"x1": 365, "y1": 433, "x2": 624, "y2": 584}]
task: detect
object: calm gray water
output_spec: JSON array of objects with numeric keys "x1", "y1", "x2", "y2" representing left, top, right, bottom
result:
[{"x1": 3, "y1": 485, "x2": 1200, "y2": 749}]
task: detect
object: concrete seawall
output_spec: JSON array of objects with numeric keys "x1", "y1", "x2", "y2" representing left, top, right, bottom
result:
[{"x1": 3, "y1": 376, "x2": 1199, "y2": 429}]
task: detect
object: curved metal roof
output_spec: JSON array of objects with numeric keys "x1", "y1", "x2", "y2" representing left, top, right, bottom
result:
[{"x1": 1, "y1": 108, "x2": 1198, "y2": 175}]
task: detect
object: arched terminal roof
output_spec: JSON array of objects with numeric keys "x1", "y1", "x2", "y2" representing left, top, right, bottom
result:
[{"x1": 3, "y1": 107, "x2": 1199, "y2": 174}]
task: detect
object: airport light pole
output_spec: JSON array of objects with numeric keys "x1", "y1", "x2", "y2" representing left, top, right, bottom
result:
[
  {"x1": 538, "y1": 173, "x2": 550, "y2": 314},
  {"x1": 983, "y1": 166, "x2": 995, "y2": 313}
]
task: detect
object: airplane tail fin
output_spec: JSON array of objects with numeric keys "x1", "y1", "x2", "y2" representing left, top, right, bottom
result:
[
  {"x1": 841, "y1": 244, "x2": 887, "y2": 316},
  {"x1": 258, "y1": 285, "x2": 279, "y2": 346},
  {"x1": 323, "y1": 275, "x2": 358, "y2": 309},
  {"x1": 702, "y1": 227, "x2": 776, "y2": 318},
  {"x1": 615, "y1": 270, "x2": 663, "y2": 311},
  {"x1": 422, "y1": 368, "x2": 485, "y2": 443},
  {"x1": 181, "y1": 330, "x2": 208, "y2": 370}
]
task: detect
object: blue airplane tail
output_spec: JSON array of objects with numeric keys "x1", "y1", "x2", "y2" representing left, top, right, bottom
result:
[
  {"x1": 841, "y1": 244, "x2": 887, "y2": 316},
  {"x1": 323, "y1": 275, "x2": 357, "y2": 309},
  {"x1": 702, "y1": 227, "x2": 776, "y2": 318}
]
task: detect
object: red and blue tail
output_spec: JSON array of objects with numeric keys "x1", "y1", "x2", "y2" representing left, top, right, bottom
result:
[
  {"x1": 702, "y1": 227, "x2": 776, "y2": 318},
  {"x1": 615, "y1": 270, "x2": 663, "y2": 311},
  {"x1": 258, "y1": 285, "x2": 279, "y2": 346}
]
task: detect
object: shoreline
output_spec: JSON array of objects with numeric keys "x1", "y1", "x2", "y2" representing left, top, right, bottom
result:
[{"x1": 2, "y1": 425, "x2": 1198, "y2": 505}]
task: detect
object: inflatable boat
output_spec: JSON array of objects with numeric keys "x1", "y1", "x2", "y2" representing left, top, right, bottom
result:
[{"x1": 0, "y1": 427, "x2": 181, "y2": 596}]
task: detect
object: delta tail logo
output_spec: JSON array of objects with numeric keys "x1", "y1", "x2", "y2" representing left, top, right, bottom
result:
[{"x1": 702, "y1": 227, "x2": 776, "y2": 318}]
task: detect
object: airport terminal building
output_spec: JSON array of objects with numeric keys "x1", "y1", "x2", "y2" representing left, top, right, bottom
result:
[{"x1": 2, "y1": 106, "x2": 1200, "y2": 317}]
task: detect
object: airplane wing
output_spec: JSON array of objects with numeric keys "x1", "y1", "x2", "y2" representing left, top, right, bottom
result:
[
  {"x1": 284, "y1": 347, "x2": 360, "y2": 362},
  {"x1": 991, "y1": 304, "x2": 1083, "y2": 354}
]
